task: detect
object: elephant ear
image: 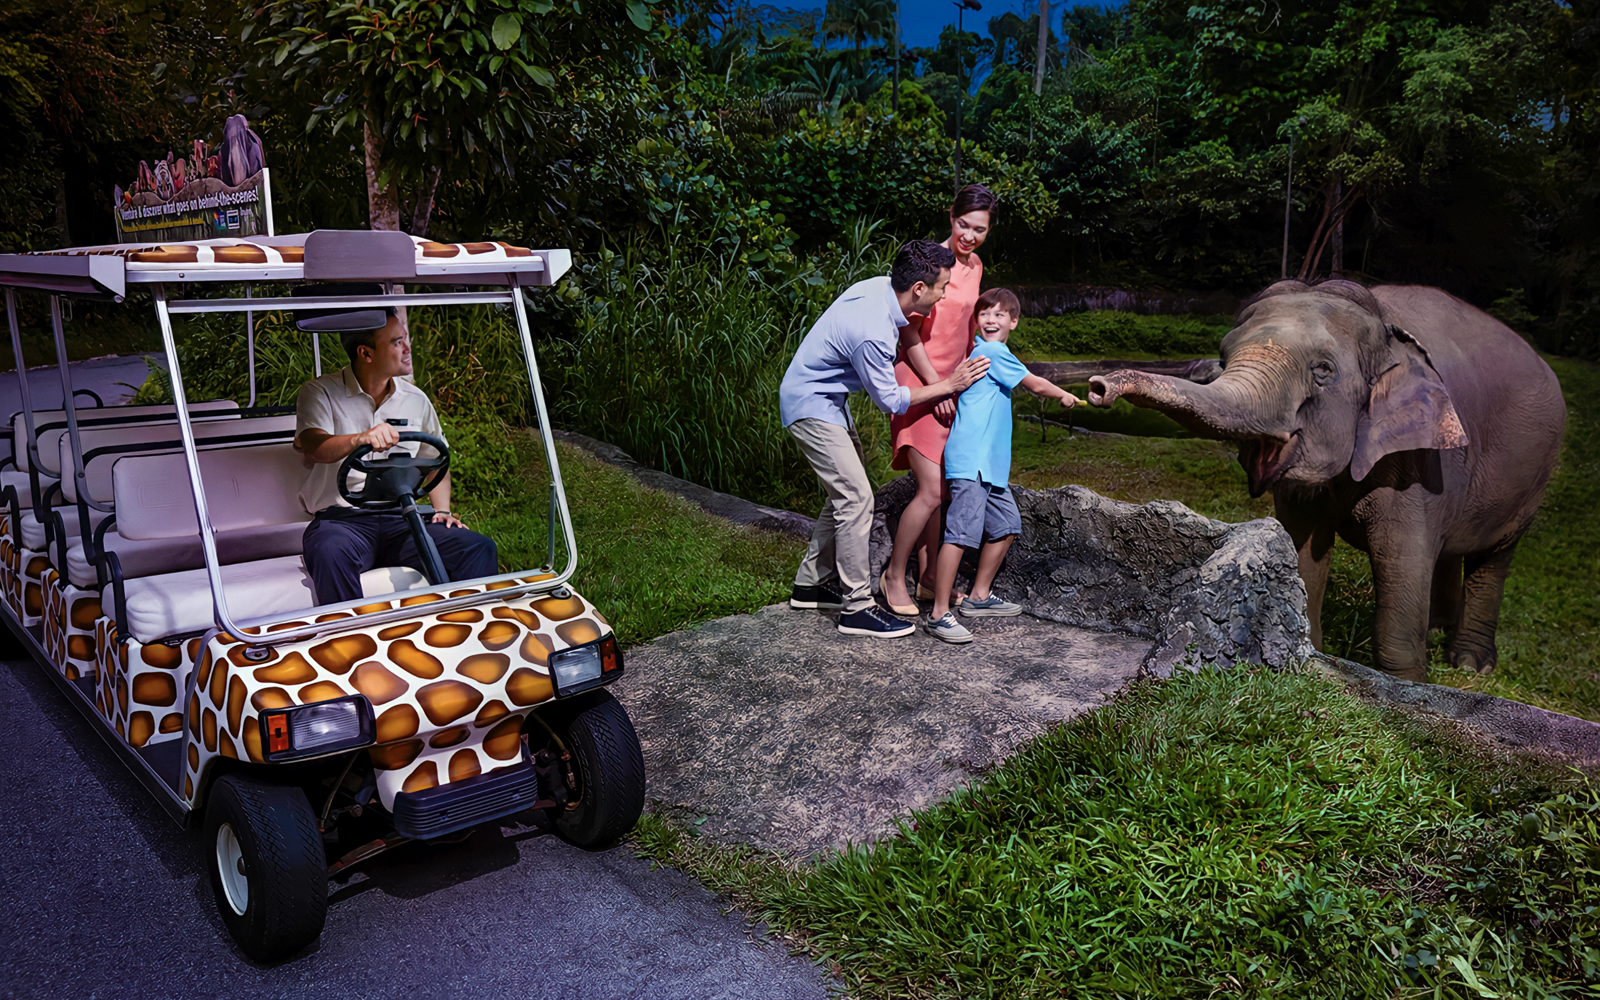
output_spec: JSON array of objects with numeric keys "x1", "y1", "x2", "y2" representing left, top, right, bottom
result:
[{"x1": 1351, "y1": 326, "x2": 1469, "y2": 482}]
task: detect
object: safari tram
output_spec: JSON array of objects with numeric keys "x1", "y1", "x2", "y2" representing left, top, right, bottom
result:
[{"x1": 0, "y1": 230, "x2": 644, "y2": 961}]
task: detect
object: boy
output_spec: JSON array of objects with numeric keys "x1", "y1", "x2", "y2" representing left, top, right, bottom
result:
[{"x1": 924, "y1": 288, "x2": 1076, "y2": 644}]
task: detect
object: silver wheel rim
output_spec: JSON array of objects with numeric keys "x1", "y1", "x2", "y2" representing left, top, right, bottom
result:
[{"x1": 216, "y1": 822, "x2": 248, "y2": 916}]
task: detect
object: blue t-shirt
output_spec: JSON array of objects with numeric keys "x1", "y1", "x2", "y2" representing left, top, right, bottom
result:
[{"x1": 944, "y1": 336, "x2": 1031, "y2": 487}]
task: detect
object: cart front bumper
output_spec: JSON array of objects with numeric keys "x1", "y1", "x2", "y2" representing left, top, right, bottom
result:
[{"x1": 391, "y1": 762, "x2": 542, "y2": 840}]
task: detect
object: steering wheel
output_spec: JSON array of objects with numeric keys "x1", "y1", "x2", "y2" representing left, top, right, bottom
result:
[{"x1": 337, "y1": 431, "x2": 450, "y2": 510}]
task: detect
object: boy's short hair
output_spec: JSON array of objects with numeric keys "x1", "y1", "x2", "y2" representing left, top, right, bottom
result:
[
  {"x1": 975, "y1": 287, "x2": 1021, "y2": 320},
  {"x1": 890, "y1": 240, "x2": 958, "y2": 292}
]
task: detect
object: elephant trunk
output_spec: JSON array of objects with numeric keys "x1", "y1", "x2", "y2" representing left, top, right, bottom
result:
[{"x1": 1088, "y1": 343, "x2": 1304, "y2": 494}]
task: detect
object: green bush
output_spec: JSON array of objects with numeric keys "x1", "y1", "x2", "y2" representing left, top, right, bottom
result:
[
  {"x1": 1008, "y1": 311, "x2": 1236, "y2": 360},
  {"x1": 540, "y1": 227, "x2": 896, "y2": 512}
]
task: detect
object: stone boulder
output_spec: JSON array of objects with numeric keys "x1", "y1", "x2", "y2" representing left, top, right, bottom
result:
[{"x1": 868, "y1": 475, "x2": 1312, "y2": 675}]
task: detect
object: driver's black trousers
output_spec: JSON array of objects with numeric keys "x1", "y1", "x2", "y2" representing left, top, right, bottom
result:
[{"x1": 303, "y1": 509, "x2": 499, "y2": 606}]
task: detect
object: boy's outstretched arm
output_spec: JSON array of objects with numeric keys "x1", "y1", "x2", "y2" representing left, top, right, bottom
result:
[{"x1": 1020, "y1": 373, "x2": 1078, "y2": 408}]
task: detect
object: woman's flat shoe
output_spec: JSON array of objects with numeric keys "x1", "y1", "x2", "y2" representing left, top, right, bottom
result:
[{"x1": 880, "y1": 570, "x2": 920, "y2": 617}]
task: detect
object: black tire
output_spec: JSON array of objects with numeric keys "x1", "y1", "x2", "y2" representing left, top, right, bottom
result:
[
  {"x1": 204, "y1": 774, "x2": 327, "y2": 962},
  {"x1": 550, "y1": 690, "x2": 645, "y2": 847}
]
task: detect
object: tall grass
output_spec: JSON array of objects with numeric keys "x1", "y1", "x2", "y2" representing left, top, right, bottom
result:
[{"x1": 542, "y1": 224, "x2": 894, "y2": 513}]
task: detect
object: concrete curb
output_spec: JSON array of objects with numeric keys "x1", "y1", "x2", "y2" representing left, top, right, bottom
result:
[
  {"x1": 551, "y1": 429, "x2": 816, "y2": 538},
  {"x1": 1313, "y1": 652, "x2": 1600, "y2": 766}
]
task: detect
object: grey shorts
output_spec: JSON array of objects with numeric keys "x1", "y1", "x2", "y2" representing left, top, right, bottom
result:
[{"x1": 944, "y1": 478, "x2": 1021, "y2": 548}]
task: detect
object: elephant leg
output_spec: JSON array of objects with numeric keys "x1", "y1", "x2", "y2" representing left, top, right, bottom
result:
[
  {"x1": 1430, "y1": 552, "x2": 1463, "y2": 634},
  {"x1": 1275, "y1": 499, "x2": 1336, "y2": 650},
  {"x1": 1368, "y1": 531, "x2": 1438, "y2": 683},
  {"x1": 1448, "y1": 542, "x2": 1518, "y2": 674}
]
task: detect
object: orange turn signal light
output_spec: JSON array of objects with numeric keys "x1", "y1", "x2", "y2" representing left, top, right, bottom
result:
[
  {"x1": 265, "y1": 712, "x2": 290, "y2": 753},
  {"x1": 600, "y1": 635, "x2": 621, "y2": 674}
]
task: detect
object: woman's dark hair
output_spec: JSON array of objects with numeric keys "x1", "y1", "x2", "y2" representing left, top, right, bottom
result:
[
  {"x1": 891, "y1": 239, "x2": 958, "y2": 292},
  {"x1": 951, "y1": 184, "x2": 998, "y2": 221}
]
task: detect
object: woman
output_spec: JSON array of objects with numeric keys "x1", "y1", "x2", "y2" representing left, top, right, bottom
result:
[{"x1": 881, "y1": 184, "x2": 997, "y2": 614}]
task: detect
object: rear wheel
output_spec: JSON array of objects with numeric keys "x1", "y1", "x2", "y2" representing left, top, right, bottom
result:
[
  {"x1": 549, "y1": 690, "x2": 645, "y2": 847},
  {"x1": 204, "y1": 774, "x2": 327, "y2": 962}
]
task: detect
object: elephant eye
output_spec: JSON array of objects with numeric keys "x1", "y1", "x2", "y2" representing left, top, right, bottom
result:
[{"x1": 1310, "y1": 360, "x2": 1337, "y2": 384}]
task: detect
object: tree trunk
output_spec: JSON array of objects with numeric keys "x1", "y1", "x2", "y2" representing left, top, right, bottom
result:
[
  {"x1": 410, "y1": 166, "x2": 442, "y2": 238},
  {"x1": 1033, "y1": 0, "x2": 1049, "y2": 95},
  {"x1": 364, "y1": 122, "x2": 401, "y2": 232},
  {"x1": 1330, "y1": 175, "x2": 1344, "y2": 275}
]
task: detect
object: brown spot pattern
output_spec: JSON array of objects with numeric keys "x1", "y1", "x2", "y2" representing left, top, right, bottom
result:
[
  {"x1": 483, "y1": 716, "x2": 524, "y2": 760},
  {"x1": 309, "y1": 634, "x2": 377, "y2": 674},
  {"x1": 243, "y1": 721, "x2": 263, "y2": 762},
  {"x1": 370, "y1": 739, "x2": 423, "y2": 770},
  {"x1": 226, "y1": 676, "x2": 247, "y2": 732},
  {"x1": 208, "y1": 656, "x2": 229, "y2": 707},
  {"x1": 478, "y1": 621, "x2": 520, "y2": 650},
  {"x1": 556, "y1": 619, "x2": 602, "y2": 647},
  {"x1": 253, "y1": 652, "x2": 317, "y2": 685},
  {"x1": 423, "y1": 623, "x2": 472, "y2": 648},
  {"x1": 456, "y1": 653, "x2": 509, "y2": 684},
  {"x1": 402, "y1": 761, "x2": 439, "y2": 793},
  {"x1": 131, "y1": 672, "x2": 177, "y2": 706},
  {"x1": 375, "y1": 704, "x2": 420, "y2": 743},
  {"x1": 202, "y1": 708, "x2": 217, "y2": 752},
  {"x1": 159, "y1": 713, "x2": 182, "y2": 734},
  {"x1": 474, "y1": 701, "x2": 510, "y2": 727},
  {"x1": 520, "y1": 632, "x2": 554, "y2": 666},
  {"x1": 506, "y1": 668, "x2": 553, "y2": 706},
  {"x1": 378, "y1": 622, "x2": 422, "y2": 640},
  {"x1": 448, "y1": 750, "x2": 481, "y2": 783},
  {"x1": 297, "y1": 680, "x2": 347, "y2": 704},
  {"x1": 70, "y1": 597, "x2": 101, "y2": 629},
  {"x1": 428, "y1": 726, "x2": 470, "y2": 749},
  {"x1": 438, "y1": 609, "x2": 483, "y2": 623},
  {"x1": 128, "y1": 712, "x2": 154, "y2": 748},
  {"x1": 415, "y1": 680, "x2": 482, "y2": 726},
  {"x1": 351, "y1": 661, "x2": 408, "y2": 705},
  {"x1": 493, "y1": 606, "x2": 539, "y2": 628},
  {"x1": 532, "y1": 596, "x2": 584, "y2": 621},
  {"x1": 251, "y1": 687, "x2": 293, "y2": 711},
  {"x1": 389, "y1": 639, "x2": 443, "y2": 679},
  {"x1": 219, "y1": 730, "x2": 238, "y2": 759},
  {"x1": 142, "y1": 642, "x2": 182, "y2": 670}
]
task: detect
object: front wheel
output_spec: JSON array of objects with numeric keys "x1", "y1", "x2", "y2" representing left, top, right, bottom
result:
[
  {"x1": 549, "y1": 690, "x2": 645, "y2": 847},
  {"x1": 204, "y1": 774, "x2": 328, "y2": 962}
]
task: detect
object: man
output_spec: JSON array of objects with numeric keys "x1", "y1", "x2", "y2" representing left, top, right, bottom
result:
[
  {"x1": 779, "y1": 239, "x2": 990, "y2": 638},
  {"x1": 295, "y1": 309, "x2": 498, "y2": 605}
]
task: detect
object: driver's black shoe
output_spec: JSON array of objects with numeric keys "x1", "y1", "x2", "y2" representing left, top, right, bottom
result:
[
  {"x1": 790, "y1": 583, "x2": 846, "y2": 610},
  {"x1": 837, "y1": 606, "x2": 915, "y2": 638}
]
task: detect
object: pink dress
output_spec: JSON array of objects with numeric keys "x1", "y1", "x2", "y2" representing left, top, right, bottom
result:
[{"x1": 890, "y1": 252, "x2": 982, "y2": 470}]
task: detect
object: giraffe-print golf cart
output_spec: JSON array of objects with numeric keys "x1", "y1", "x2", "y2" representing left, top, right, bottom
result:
[{"x1": 0, "y1": 231, "x2": 643, "y2": 962}]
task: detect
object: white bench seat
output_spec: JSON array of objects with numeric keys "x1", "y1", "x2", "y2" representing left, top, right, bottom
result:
[
  {"x1": 63, "y1": 521, "x2": 308, "y2": 589},
  {"x1": 117, "y1": 556, "x2": 427, "y2": 643}
]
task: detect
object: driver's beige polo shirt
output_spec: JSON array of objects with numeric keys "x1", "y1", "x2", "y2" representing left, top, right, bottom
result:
[{"x1": 295, "y1": 366, "x2": 446, "y2": 515}]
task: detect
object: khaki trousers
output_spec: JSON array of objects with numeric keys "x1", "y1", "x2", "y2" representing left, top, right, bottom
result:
[{"x1": 788, "y1": 417, "x2": 874, "y2": 614}]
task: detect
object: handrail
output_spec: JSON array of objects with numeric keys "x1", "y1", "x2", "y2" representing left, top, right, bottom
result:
[
  {"x1": 4, "y1": 289, "x2": 44, "y2": 526},
  {"x1": 165, "y1": 291, "x2": 516, "y2": 315}
]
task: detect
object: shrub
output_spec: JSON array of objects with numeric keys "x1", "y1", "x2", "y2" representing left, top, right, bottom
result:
[{"x1": 1008, "y1": 311, "x2": 1235, "y2": 359}]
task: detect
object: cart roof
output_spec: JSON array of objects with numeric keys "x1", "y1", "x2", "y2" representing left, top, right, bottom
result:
[{"x1": 0, "y1": 230, "x2": 571, "y2": 301}]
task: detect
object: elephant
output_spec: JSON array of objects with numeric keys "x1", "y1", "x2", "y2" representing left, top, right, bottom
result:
[{"x1": 1087, "y1": 279, "x2": 1566, "y2": 682}]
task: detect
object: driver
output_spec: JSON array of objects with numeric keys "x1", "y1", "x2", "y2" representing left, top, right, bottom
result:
[{"x1": 294, "y1": 310, "x2": 498, "y2": 605}]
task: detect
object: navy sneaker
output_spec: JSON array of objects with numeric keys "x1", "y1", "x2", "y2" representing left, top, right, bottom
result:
[
  {"x1": 790, "y1": 582, "x2": 846, "y2": 610},
  {"x1": 837, "y1": 606, "x2": 916, "y2": 638}
]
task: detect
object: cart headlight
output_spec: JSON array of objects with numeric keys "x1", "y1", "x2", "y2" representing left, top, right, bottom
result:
[
  {"x1": 259, "y1": 695, "x2": 375, "y2": 761},
  {"x1": 549, "y1": 634, "x2": 622, "y2": 698}
]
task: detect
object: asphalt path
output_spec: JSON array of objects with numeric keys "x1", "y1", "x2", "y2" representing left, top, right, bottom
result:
[
  {"x1": 0, "y1": 355, "x2": 152, "y2": 418},
  {"x1": 0, "y1": 654, "x2": 830, "y2": 1000}
]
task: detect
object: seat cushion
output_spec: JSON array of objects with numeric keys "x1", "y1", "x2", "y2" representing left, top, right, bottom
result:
[
  {"x1": 65, "y1": 521, "x2": 310, "y2": 589},
  {"x1": 13, "y1": 506, "x2": 108, "y2": 553},
  {"x1": 114, "y1": 556, "x2": 429, "y2": 643},
  {"x1": 113, "y1": 444, "x2": 310, "y2": 538}
]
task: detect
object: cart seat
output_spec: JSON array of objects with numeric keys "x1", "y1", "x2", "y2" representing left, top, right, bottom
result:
[
  {"x1": 116, "y1": 556, "x2": 427, "y2": 644},
  {"x1": 12, "y1": 400, "x2": 239, "y2": 476},
  {"x1": 59, "y1": 442, "x2": 311, "y2": 589},
  {"x1": 61, "y1": 414, "x2": 297, "y2": 506}
]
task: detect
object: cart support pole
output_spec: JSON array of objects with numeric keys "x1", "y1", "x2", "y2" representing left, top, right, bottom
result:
[
  {"x1": 49, "y1": 296, "x2": 94, "y2": 551},
  {"x1": 245, "y1": 284, "x2": 257, "y2": 408},
  {"x1": 511, "y1": 284, "x2": 577, "y2": 578},
  {"x1": 152, "y1": 285, "x2": 248, "y2": 643},
  {"x1": 4, "y1": 289, "x2": 43, "y2": 524}
]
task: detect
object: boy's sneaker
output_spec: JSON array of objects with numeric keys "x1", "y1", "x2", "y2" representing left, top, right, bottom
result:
[
  {"x1": 791, "y1": 583, "x2": 846, "y2": 610},
  {"x1": 924, "y1": 612, "x2": 973, "y2": 644},
  {"x1": 837, "y1": 606, "x2": 915, "y2": 638},
  {"x1": 958, "y1": 594, "x2": 1022, "y2": 617}
]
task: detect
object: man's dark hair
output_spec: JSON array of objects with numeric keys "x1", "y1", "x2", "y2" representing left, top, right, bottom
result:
[
  {"x1": 341, "y1": 326, "x2": 385, "y2": 362},
  {"x1": 890, "y1": 240, "x2": 957, "y2": 293}
]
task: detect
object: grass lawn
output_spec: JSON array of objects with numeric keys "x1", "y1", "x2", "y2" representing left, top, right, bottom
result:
[
  {"x1": 471, "y1": 438, "x2": 804, "y2": 648},
  {"x1": 638, "y1": 665, "x2": 1600, "y2": 998}
]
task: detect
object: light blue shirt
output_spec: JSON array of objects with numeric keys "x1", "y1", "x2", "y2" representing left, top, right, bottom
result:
[
  {"x1": 779, "y1": 276, "x2": 912, "y2": 428},
  {"x1": 944, "y1": 336, "x2": 1031, "y2": 487}
]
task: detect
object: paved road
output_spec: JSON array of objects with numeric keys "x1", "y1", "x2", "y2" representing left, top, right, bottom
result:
[
  {"x1": 0, "y1": 655, "x2": 829, "y2": 1000},
  {"x1": 0, "y1": 355, "x2": 153, "y2": 418}
]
